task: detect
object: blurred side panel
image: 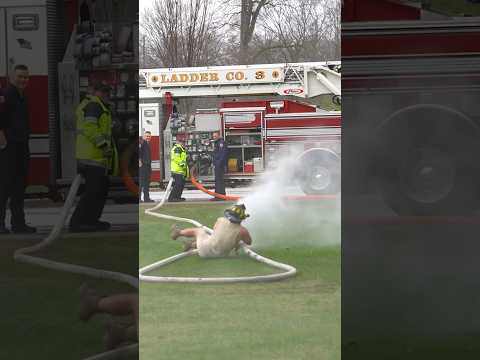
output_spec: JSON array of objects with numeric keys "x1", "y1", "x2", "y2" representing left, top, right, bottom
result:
[{"x1": 342, "y1": 1, "x2": 480, "y2": 359}]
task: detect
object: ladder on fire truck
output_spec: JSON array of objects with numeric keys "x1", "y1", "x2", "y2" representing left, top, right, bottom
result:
[{"x1": 139, "y1": 62, "x2": 341, "y2": 100}]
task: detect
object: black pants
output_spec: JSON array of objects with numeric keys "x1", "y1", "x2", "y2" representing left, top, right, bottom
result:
[
  {"x1": 0, "y1": 143, "x2": 29, "y2": 228},
  {"x1": 214, "y1": 164, "x2": 226, "y2": 195},
  {"x1": 168, "y1": 173, "x2": 185, "y2": 200},
  {"x1": 139, "y1": 165, "x2": 152, "y2": 201},
  {"x1": 69, "y1": 164, "x2": 109, "y2": 227}
]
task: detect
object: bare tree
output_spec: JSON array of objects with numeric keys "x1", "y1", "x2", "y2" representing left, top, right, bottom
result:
[
  {"x1": 221, "y1": 0, "x2": 286, "y2": 64},
  {"x1": 140, "y1": 0, "x2": 225, "y2": 68},
  {"x1": 253, "y1": 0, "x2": 341, "y2": 63},
  {"x1": 222, "y1": 0, "x2": 339, "y2": 64}
]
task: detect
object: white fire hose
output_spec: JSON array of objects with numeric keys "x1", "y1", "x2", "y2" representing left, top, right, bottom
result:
[
  {"x1": 140, "y1": 178, "x2": 297, "y2": 283},
  {"x1": 13, "y1": 174, "x2": 138, "y2": 360}
]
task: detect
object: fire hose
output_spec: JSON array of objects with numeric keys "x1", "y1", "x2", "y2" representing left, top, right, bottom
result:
[
  {"x1": 140, "y1": 178, "x2": 297, "y2": 284},
  {"x1": 13, "y1": 174, "x2": 138, "y2": 360}
]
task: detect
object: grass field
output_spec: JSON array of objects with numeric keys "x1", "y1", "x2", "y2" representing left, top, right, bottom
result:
[
  {"x1": 140, "y1": 202, "x2": 340, "y2": 360},
  {"x1": 2, "y1": 232, "x2": 137, "y2": 360}
]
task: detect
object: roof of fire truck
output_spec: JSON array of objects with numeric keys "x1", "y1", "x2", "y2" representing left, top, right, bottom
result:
[{"x1": 139, "y1": 62, "x2": 341, "y2": 99}]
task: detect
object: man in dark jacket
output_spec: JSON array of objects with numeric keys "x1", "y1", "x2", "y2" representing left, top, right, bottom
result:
[
  {"x1": 211, "y1": 131, "x2": 228, "y2": 200},
  {"x1": 0, "y1": 64, "x2": 36, "y2": 234},
  {"x1": 139, "y1": 131, "x2": 153, "y2": 202}
]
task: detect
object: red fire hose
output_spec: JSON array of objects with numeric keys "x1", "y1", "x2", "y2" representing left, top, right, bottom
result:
[
  {"x1": 120, "y1": 141, "x2": 139, "y2": 196},
  {"x1": 190, "y1": 175, "x2": 241, "y2": 201}
]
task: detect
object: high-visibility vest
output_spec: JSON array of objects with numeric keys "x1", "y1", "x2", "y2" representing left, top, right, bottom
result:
[
  {"x1": 76, "y1": 95, "x2": 118, "y2": 175},
  {"x1": 170, "y1": 143, "x2": 188, "y2": 177}
]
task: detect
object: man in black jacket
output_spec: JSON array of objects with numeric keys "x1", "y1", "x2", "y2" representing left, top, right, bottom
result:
[
  {"x1": 0, "y1": 64, "x2": 36, "y2": 234},
  {"x1": 139, "y1": 131, "x2": 153, "y2": 202},
  {"x1": 211, "y1": 131, "x2": 228, "y2": 200}
]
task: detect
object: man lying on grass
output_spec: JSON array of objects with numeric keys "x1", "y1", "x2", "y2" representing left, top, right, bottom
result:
[{"x1": 171, "y1": 204, "x2": 252, "y2": 257}]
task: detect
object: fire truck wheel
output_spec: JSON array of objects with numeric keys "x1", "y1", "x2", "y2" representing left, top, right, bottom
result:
[
  {"x1": 375, "y1": 104, "x2": 480, "y2": 216},
  {"x1": 298, "y1": 149, "x2": 340, "y2": 195}
]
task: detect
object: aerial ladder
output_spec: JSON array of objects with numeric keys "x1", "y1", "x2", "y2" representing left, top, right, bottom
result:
[{"x1": 139, "y1": 62, "x2": 341, "y2": 102}]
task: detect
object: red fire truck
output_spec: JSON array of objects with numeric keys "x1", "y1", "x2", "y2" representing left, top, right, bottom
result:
[
  {"x1": 343, "y1": 0, "x2": 480, "y2": 215},
  {"x1": 139, "y1": 62, "x2": 341, "y2": 194}
]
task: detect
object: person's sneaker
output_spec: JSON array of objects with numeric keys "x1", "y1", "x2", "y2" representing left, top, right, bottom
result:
[
  {"x1": 0, "y1": 226, "x2": 10, "y2": 235},
  {"x1": 168, "y1": 198, "x2": 181, "y2": 203},
  {"x1": 179, "y1": 198, "x2": 186, "y2": 201},
  {"x1": 170, "y1": 224, "x2": 181, "y2": 240},
  {"x1": 144, "y1": 199, "x2": 155, "y2": 203},
  {"x1": 11, "y1": 224, "x2": 36, "y2": 233}
]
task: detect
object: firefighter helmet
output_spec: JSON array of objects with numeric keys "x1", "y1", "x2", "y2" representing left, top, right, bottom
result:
[{"x1": 224, "y1": 204, "x2": 249, "y2": 224}]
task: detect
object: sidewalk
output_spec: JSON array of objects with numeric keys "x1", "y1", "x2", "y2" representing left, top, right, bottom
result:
[{"x1": 5, "y1": 203, "x2": 137, "y2": 233}]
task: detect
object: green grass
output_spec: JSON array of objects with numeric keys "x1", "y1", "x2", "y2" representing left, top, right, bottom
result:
[
  {"x1": 140, "y1": 203, "x2": 340, "y2": 360},
  {"x1": 2, "y1": 233, "x2": 137, "y2": 360}
]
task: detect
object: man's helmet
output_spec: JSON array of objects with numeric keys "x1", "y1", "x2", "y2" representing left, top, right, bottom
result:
[{"x1": 224, "y1": 204, "x2": 249, "y2": 224}]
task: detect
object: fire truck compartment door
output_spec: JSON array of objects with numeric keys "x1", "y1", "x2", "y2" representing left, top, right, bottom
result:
[
  {"x1": 140, "y1": 105, "x2": 160, "y2": 136},
  {"x1": 6, "y1": 6, "x2": 47, "y2": 76}
]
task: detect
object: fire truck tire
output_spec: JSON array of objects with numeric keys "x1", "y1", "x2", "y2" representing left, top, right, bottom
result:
[
  {"x1": 298, "y1": 148, "x2": 340, "y2": 195},
  {"x1": 375, "y1": 104, "x2": 480, "y2": 216}
]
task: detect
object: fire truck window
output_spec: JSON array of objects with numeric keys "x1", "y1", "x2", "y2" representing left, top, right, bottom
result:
[{"x1": 13, "y1": 14, "x2": 39, "y2": 31}]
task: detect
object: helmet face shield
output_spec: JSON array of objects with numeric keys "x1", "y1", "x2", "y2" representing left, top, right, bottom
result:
[{"x1": 224, "y1": 204, "x2": 249, "y2": 223}]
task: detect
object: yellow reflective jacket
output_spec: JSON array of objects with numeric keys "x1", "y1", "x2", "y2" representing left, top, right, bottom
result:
[
  {"x1": 76, "y1": 95, "x2": 118, "y2": 175},
  {"x1": 170, "y1": 143, "x2": 188, "y2": 177}
]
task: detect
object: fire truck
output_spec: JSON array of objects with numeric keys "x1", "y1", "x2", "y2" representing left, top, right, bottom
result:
[
  {"x1": 139, "y1": 62, "x2": 341, "y2": 195},
  {"x1": 0, "y1": 0, "x2": 139, "y2": 198},
  {"x1": 343, "y1": 0, "x2": 480, "y2": 215}
]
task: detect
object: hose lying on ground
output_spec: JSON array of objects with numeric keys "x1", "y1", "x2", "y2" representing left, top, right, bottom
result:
[
  {"x1": 140, "y1": 178, "x2": 297, "y2": 284},
  {"x1": 14, "y1": 174, "x2": 139, "y2": 288}
]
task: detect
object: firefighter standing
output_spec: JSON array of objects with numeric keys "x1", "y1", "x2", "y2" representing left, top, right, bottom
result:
[
  {"x1": 211, "y1": 131, "x2": 228, "y2": 200},
  {"x1": 0, "y1": 65, "x2": 36, "y2": 234},
  {"x1": 168, "y1": 138, "x2": 188, "y2": 202},
  {"x1": 69, "y1": 83, "x2": 118, "y2": 232},
  {"x1": 139, "y1": 130, "x2": 153, "y2": 202}
]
